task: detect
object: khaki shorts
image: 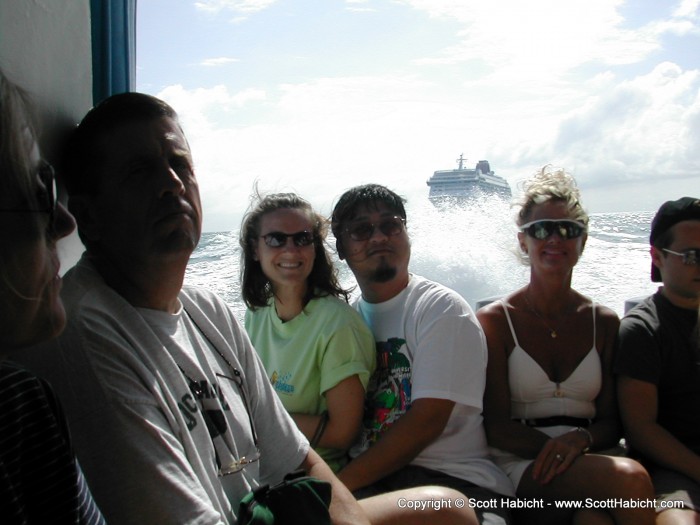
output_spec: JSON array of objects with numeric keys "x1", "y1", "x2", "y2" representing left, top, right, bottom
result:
[{"x1": 650, "y1": 466, "x2": 700, "y2": 513}]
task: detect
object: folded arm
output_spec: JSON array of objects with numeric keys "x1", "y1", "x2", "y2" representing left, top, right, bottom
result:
[
  {"x1": 618, "y1": 376, "x2": 700, "y2": 484},
  {"x1": 337, "y1": 397, "x2": 454, "y2": 492},
  {"x1": 292, "y1": 375, "x2": 365, "y2": 450}
]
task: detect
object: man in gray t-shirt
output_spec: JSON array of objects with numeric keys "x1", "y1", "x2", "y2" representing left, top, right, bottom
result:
[{"x1": 18, "y1": 92, "x2": 369, "y2": 525}]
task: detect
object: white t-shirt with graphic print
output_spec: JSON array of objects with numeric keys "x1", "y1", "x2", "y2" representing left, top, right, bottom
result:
[{"x1": 351, "y1": 273, "x2": 514, "y2": 497}]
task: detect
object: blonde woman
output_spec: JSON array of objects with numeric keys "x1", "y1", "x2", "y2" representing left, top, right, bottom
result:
[{"x1": 478, "y1": 166, "x2": 654, "y2": 524}]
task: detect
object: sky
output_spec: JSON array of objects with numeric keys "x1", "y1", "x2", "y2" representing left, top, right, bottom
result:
[{"x1": 137, "y1": 0, "x2": 700, "y2": 233}]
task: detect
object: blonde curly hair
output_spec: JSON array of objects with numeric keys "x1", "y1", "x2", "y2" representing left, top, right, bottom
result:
[{"x1": 515, "y1": 165, "x2": 588, "y2": 226}]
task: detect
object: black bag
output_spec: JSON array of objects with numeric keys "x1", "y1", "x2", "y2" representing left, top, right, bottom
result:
[{"x1": 238, "y1": 470, "x2": 332, "y2": 525}]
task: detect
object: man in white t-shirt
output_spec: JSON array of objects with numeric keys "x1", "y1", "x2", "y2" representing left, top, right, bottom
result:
[{"x1": 332, "y1": 184, "x2": 515, "y2": 525}]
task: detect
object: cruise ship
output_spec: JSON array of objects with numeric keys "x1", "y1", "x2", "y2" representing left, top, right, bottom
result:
[{"x1": 427, "y1": 155, "x2": 512, "y2": 205}]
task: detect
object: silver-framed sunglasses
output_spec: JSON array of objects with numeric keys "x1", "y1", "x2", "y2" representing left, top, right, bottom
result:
[{"x1": 662, "y1": 248, "x2": 700, "y2": 266}]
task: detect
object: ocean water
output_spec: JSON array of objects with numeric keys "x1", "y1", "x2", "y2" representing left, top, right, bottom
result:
[{"x1": 185, "y1": 199, "x2": 659, "y2": 324}]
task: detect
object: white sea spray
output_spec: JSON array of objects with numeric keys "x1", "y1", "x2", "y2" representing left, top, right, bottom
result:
[{"x1": 186, "y1": 204, "x2": 658, "y2": 323}]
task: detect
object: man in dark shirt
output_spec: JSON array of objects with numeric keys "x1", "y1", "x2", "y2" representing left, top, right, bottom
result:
[{"x1": 616, "y1": 197, "x2": 700, "y2": 524}]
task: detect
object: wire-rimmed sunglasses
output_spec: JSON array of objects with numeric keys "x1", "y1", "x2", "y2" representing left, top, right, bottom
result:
[
  {"x1": 520, "y1": 219, "x2": 586, "y2": 240},
  {"x1": 181, "y1": 308, "x2": 262, "y2": 477},
  {"x1": 344, "y1": 216, "x2": 406, "y2": 241},
  {"x1": 0, "y1": 161, "x2": 57, "y2": 228},
  {"x1": 260, "y1": 231, "x2": 315, "y2": 248},
  {"x1": 214, "y1": 368, "x2": 261, "y2": 476},
  {"x1": 662, "y1": 248, "x2": 700, "y2": 266}
]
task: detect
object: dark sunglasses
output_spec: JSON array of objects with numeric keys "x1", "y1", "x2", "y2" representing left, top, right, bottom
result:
[
  {"x1": 520, "y1": 219, "x2": 586, "y2": 240},
  {"x1": 1, "y1": 161, "x2": 57, "y2": 226},
  {"x1": 344, "y1": 216, "x2": 406, "y2": 241},
  {"x1": 260, "y1": 230, "x2": 315, "y2": 248},
  {"x1": 663, "y1": 248, "x2": 700, "y2": 266}
]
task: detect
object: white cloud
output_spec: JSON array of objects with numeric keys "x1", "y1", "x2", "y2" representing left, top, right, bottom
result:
[
  {"x1": 160, "y1": 84, "x2": 265, "y2": 112},
  {"x1": 548, "y1": 62, "x2": 700, "y2": 185},
  {"x1": 672, "y1": 0, "x2": 700, "y2": 19},
  {"x1": 484, "y1": 60, "x2": 700, "y2": 214},
  {"x1": 200, "y1": 57, "x2": 240, "y2": 67},
  {"x1": 407, "y1": 0, "x2": 660, "y2": 77},
  {"x1": 144, "y1": 0, "x2": 700, "y2": 230},
  {"x1": 344, "y1": 0, "x2": 375, "y2": 11},
  {"x1": 194, "y1": 0, "x2": 277, "y2": 14},
  {"x1": 157, "y1": 50, "x2": 700, "y2": 231}
]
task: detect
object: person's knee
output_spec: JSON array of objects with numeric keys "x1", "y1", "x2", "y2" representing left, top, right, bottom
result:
[
  {"x1": 656, "y1": 508, "x2": 699, "y2": 525},
  {"x1": 365, "y1": 486, "x2": 479, "y2": 525},
  {"x1": 404, "y1": 485, "x2": 475, "y2": 517},
  {"x1": 611, "y1": 458, "x2": 654, "y2": 497},
  {"x1": 408, "y1": 485, "x2": 460, "y2": 501}
]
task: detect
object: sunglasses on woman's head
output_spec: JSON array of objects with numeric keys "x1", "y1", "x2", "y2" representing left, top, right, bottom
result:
[
  {"x1": 520, "y1": 219, "x2": 586, "y2": 240},
  {"x1": 260, "y1": 231, "x2": 315, "y2": 248}
]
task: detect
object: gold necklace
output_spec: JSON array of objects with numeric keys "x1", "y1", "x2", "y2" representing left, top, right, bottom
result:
[{"x1": 523, "y1": 290, "x2": 560, "y2": 339}]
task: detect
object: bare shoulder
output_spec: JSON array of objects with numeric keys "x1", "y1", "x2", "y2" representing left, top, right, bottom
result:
[
  {"x1": 476, "y1": 293, "x2": 518, "y2": 341},
  {"x1": 476, "y1": 296, "x2": 507, "y2": 326},
  {"x1": 594, "y1": 302, "x2": 621, "y2": 331},
  {"x1": 588, "y1": 301, "x2": 621, "y2": 356},
  {"x1": 574, "y1": 292, "x2": 619, "y2": 328},
  {"x1": 476, "y1": 298, "x2": 502, "y2": 319}
]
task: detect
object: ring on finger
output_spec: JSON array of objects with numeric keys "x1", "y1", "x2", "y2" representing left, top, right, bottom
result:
[{"x1": 555, "y1": 453, "x2": 564, "y2": 462}]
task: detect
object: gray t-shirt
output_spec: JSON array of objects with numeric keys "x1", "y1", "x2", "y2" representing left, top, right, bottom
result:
[{"x1": 19, "y1": 256, "x2": 308, "y2": 524}]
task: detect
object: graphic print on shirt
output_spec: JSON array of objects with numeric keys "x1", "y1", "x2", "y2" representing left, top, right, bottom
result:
[
  {"x1": 270, "y1": 370, "x2": 295, "y2": 395},
  {"x1": 358, "y1": 337, "x2": 412, "y2": 450},
  {"x1": 177, "y1": 375, "x2": 247, "y2": 473},
  {"x1": 178, "y1": 377, "x2": 231, "y2": 434}
]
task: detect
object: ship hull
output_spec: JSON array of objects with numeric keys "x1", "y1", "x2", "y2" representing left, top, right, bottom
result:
[
  {"x1": 427, "y1": 162, "x2": 512, "y2": 207},
  {"x1": 428, "y1": 184, "x2": 512, "y2": 207}
]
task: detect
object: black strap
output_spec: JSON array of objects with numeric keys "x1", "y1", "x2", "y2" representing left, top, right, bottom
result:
[{"x1": 519, "y1": 416, "x2": 592, "y2": 428}]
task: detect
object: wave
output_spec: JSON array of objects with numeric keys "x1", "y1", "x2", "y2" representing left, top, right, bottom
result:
[{"x1": 189, "y1": 207, "x2": 658, "y2": 320}]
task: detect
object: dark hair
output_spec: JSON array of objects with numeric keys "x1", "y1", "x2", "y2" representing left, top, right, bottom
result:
[
  {"x1": 61, "y1": 92, "x2": 181, "y2": 197},
  {"x1": 652, "y1": 228, "x2": 674, "y2": 251},
  {"x1": 239, "y1": 192, "x2": 348, "y2": 309},
  {"x1": 330, "y1": 184, "x2": 407, "y2": 258},
  {"x1": 651, "y1": 223, "x2": 678, "y2": 282},
  {"x1": 649, "y1": 197, "x2": 700, "y2": 281},
  {"x1": 60, "y1": 92, "x2": 183, "y2": 251},
  {"x1": 330, "y1": 183, "x2": 407, "y2": 237},
  {"x1": 650, "y1": 197, "x2": 700, "y2": 250}
]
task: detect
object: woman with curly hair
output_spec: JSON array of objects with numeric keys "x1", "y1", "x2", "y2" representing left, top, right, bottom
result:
[
  {"x1": 239, "y1": 192, "x2": 375, "y2": 473},
  {"x1": 477, "y1": 166, "x2": 655, "y2": 524}
]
